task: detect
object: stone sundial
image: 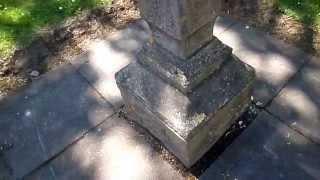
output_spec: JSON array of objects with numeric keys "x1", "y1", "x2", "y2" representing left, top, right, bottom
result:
[{"x1": 116, "y1": 0, "x2": 255, "y2": 167}]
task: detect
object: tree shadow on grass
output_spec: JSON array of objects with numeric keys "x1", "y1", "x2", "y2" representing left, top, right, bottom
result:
[{"x1": 0, "y1": 0, "x2": 108, "y2": 52}]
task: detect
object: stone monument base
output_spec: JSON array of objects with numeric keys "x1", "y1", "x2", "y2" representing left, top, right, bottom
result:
[{"x1": 116, "y1": 56, "x2": 255, "y2": 167}]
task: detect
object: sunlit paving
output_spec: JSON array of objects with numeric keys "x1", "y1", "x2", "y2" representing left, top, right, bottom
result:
[{"x1": 1, "y1": 0, "x2": 320, "y2": 180}]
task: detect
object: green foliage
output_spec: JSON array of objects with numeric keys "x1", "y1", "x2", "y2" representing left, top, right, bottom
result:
[
  {"x1": 0, "y1": 0, "x2": 111, "y2": 59},
  {"x1": 279, "y1": 0, "x2": 320, "y2": 26}
]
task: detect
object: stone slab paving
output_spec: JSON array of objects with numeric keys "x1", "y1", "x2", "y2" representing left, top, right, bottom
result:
[
  {"x1": 0, "y1": 16, "x2": 319, "y2": 180},
  {"x1": 0, "y1": 65, "x2": 114, "y2": 179},
  {"x1": 200, "y1": 111, "x2": 320, "y2": 180},
  {"x1": 25, "y1": 114, "x2": 185, "y2": 180},
  {"x1": 213, "y1": 17, "x2": 310, "y2": 107},
  {"x1": 75, "y1": 20, "x2": 151, "y2": 108},
  {"x1": 268, "y1": 55, "x2": 320, "y2": 144}
]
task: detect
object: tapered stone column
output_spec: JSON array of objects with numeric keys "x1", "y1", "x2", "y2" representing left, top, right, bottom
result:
[{"x1": 116, "y1": 0, "x2": 255, "y2": 167}]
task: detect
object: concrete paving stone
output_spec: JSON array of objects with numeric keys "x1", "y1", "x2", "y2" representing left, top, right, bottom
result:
[
  {"x1": 213, "y1": 16, "x2": 237, "y2": 36},
  {"x1": 0, "y1": 155, "x2": 12, "y2": 180},
  {"x1": 76, "y1": 20, "x2": 151, "y2": 108},
  {"x1": 0, "y1": 65, "x2": 114, "y2": 178},
  {"x1": 214, "y1": 17, "x2": 309, "y2": 106},
  {"x1": 68, "y1": 52, "x2": 90, "y2": 69},
  {"x1": 26, "y1": 115, "x2": 185, "y2": 180},
  {"x1": 268, "y1": 56, "x2": 320, "y2": 144},
  {"x1": 24, "y1": 165, "x2": 56, "y2": 180},
  {"x1": 200, "y1": 111, "x2": 320, "y2": 180}
]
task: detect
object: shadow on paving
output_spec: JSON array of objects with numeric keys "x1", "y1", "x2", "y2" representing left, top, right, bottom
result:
[
  {"x1": 75, "y1": 19, "x2": 151, "y2": 108},
  {"x1": 205, "y1": 14, "x2": 320, "y2": 179},
  {"x1": 0, "y1": 64, "x2": 114, "y2": 179},
  {"x1": 0, "y1": 19, "x2": 178, "y2": 180},
  {"x1": 0, "y1": 6, "x2": 142, "y2": 179},
  {"x1": 200, "y1": 111, "x2": 320, "y2": 180},
  {"x1": 1, "y1": 11, "x2": 320, "y2": 179},
  {"x1": 268, "y1": 56, "x2": 320, "y2": 144},
  {"x1": 216, "y1": 10, "x2": 320, "y2": 145},
  {"x1": 25, "y1": 113, "x2": 184, "y2": 180},
  {"x1": 214, "y1": 16, "x2": 311, "y2": 107}
]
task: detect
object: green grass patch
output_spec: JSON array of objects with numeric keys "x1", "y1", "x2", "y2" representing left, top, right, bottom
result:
[
  {"x1": 279, "y1": 0, "x2": 320, "y2": 27},
  {"x1": 0, "y1": 0, "x2": 111, "y2": 59}
]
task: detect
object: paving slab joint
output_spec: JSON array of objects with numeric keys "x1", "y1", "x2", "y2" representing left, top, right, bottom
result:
[
  {"x1": 22, "y1": 111, "x2": 118, "y2": 179},
  {"x1": 263, "y1": 54, "x2": 314, "y2": 109},
  {"x1": 264, "y1": 109, "x2": 320, "y2": 147}
]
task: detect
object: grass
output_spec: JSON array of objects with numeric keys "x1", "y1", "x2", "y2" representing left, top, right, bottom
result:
[
  {"x1": 279, "y1": 0, "x2": 320, "y2": 27},
  {"x1": 0, "y1": 0, "x2": 111, "y2": 59}
]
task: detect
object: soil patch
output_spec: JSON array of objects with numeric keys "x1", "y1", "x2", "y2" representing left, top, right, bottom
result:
[{"x1": 224, "y1": 0, "x2": 320, "y2": 57}]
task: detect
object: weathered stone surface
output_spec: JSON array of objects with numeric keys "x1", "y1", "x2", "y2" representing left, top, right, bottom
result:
[
  {"x1": 200, "y1": 111, "x2": 320, "y2": 180},
  {"x1": 26, "y1": 115, "x2": 185, "y2": 180},
  {"x1": 116, "y1": 57, "x2": 255, "y2": 167},
  {"x1": 139, "y1": 0, "x2": 224, "y2": 58},
  {"x1": 268, "y1": 56, "x2": 320, "y2": 144},
  {"x1": 137, "y1": 38, "x2": 232, "y2": 93},
  {"x1": 150, "y1": 22, "x2": 215, "y2": 58},
  {"x1": 139, "y1": 0, "x2": 222, "y2": 39},
  {"x1": 0, "y1": 65, "x2": 114, "y2": 178}
]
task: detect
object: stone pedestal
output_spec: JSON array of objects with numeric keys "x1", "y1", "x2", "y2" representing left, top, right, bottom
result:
[{"x1": 116, "y1": 0, "x2": 255, "y2": 167}]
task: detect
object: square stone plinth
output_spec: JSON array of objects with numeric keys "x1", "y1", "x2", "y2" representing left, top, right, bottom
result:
[
  {"x1": 137, "y1": 38, "x2": 232, "y2": 93},
  {"x1": 116, "y1": 56, "x2": 255, "y2": 167}
]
